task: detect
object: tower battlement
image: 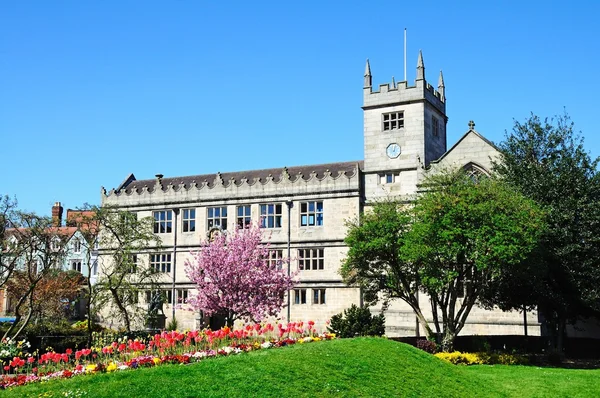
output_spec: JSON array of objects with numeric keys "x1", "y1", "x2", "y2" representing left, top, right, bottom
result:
[{"x1": 362, "y1": 51, "x2": 445, "y2": 114}]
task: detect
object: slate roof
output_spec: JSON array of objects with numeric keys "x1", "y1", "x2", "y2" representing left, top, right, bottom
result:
[{"x1": 119, "y1": 160, "x2": 364, "y2": 193}]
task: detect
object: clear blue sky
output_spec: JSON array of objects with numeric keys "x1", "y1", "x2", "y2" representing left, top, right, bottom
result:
[{"x1": 2, "y1": 1, "x2": 599, "y2": 217}]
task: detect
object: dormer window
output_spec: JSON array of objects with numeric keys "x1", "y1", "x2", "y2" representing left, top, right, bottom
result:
[{"x1": 383, "y1": 112, "x2": 404, "y2": 131}]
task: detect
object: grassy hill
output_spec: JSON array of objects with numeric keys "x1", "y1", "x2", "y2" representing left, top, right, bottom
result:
[{"x1": 6, "y1": 338, "x2": 600, "y2": 397}]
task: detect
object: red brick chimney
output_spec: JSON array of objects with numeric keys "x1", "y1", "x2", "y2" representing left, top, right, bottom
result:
[{"x1": 52, "y1": 202, "x2": 63, "y2": 227}]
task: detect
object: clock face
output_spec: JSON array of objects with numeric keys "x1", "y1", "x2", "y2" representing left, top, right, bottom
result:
[{"x1": 386, "y1": 143, "x2": 401, "y2": 159}]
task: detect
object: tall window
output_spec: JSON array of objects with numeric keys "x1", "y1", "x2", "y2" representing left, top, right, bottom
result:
[
  {"x1": 268, "y1": 250, "x2": 283, "y2": 269},
  {"x1": 71, "y1": 260, "x2": 82, "y2": 273},
  {"x1": 298, "y1": 248, "x2": 324, "y2": 270},
  {"x1": 182, "y1": 209, "x2": 196, "y2": 233},
  {"x1": 300, "y1": 201, "x2": 323, "y2": 227},
  {"x1": 260, "y1": 204, "x2": 282, "y2": 228},
  {"x1": 126, "y1": 254, "x2": 137, "y2": 274},
  {"x1": 163, "y1": 289, "x2": 173, "y2": 305},
  {"x1": 153, "y1": 211, "x2": 172, "y2": 234},
  {"x1": 207, "y1": 207, "x2": 227, "y2": 230},
  {"x1": 313, "y1": 289, "x2": 326, "y2": 304},
  {"x1": 150, "y1": 253, "x2": 172, "y2": 273},
  {"x1": 432, "y1": 116, "x2": 439, "y2": 137},
  {"x1": 177, "y1": 289, "x2": 189, "y2": 304},
  {"x1": 382, "y1": 111, "x2": 404, "y2": 131},
  {"x1": 294, "y1": 289, "x2": 307, "y2": 305},
  {"x1": 237, "y1": 205, "x2": 251, "y2": 228},
  {"x1": 73, "y1": 238, "x2": 81, "y2": 253},
  {"x1": 121, "y1": 290, "x2": 138, "y2": 305}
]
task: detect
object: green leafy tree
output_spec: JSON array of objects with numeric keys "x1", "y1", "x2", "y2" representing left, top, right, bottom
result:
[
  {"x1": 341, "y1": 200, "x2": 428, "y2": 333},
  {"x1": 492, "y1": 112, "x2": 600, "y2": 352},
  {"x1": 342, "y1": 171, "x2": 544, "y2": 351},
  {"x1": 93, "y1": 205, "x2": 162, "y2": 333},
  {"x1": 404, "y1": 171, "x2": 544, "y2": 350}
]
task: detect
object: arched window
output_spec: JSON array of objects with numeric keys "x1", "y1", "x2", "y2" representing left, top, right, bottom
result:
[{"x1": 462, "y1": 162, "x2": 489, "y2": 183}]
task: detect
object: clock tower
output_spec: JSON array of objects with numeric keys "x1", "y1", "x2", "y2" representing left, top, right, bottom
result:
[{"x1": 362, "y1": 51, "x2": 447, "y2": 202}]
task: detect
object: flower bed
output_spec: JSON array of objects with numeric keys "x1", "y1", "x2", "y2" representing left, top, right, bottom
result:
[
  {"x1": 0, "y1": 321, "x2": 335, "y2": 390},
  {"x1": 434, "y1": 351, "x2": 529, "y2": 365}
]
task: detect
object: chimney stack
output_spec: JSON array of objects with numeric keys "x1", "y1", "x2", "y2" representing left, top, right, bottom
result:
[{"x1": 52, "y1": 202, "x2": 63, "y2": 227}]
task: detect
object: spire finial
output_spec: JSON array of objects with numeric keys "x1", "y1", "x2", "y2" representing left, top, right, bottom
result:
[
  {"x1": 391, "y1": 76, "x2": 396, "y2": 89},
  {"x1": 416, "y1": 50, "x2": 425, "y2": 81},
  {"x1": 468, "y1": 120, "x2": 476, "y2": 131},
  {"x1": 364, "y1": 59, "x2": 372, "y2": 88},
  {"x1": 438, "y1": 70, "x2": 445, "y2": 101}
]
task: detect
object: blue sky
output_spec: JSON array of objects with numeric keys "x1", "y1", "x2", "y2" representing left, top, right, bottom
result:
[{"x1": 2, "y1": 1, "x2": 599, "y2": 217}]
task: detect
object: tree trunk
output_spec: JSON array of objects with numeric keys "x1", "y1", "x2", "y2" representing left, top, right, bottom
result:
[
  {"x1": 12, "y1": 293, "x2": 34, "y2": 339},
  {"x1": 111, "y1": 289, "x2": 132, "y2": 332},
  {"x1": 2, "y1": 284, "x2": 34, "y2": 340},
  {"x1": 441, "y1": 328, "x2": 457, "y2": 352},
  {"x1": 556, "y1": 316, "x2": 566, "y2": 357},
  {"x1": 86, "y1": 282, "x2": 93, "y2": 347}
]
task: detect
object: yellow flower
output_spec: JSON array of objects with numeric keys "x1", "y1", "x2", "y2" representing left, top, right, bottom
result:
[
  {"x1": 85, "y1": 364, "x2": 97, "y2": 373},
  {"x1": 298, "y1": 339, "x2": 304, "y2": 344},
  {"x1": 152, "y1": 357, "x2": 161, "y2": 365},
  {"x1": 106, "y1": 362, "x2": 118, "y2": 372},
  {"x1": 313, "y1": 337, "x2": 321, "y2": 342}
]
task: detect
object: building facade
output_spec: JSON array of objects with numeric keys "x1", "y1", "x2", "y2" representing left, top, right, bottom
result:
[
  {"x1": 0, "y1": 202, "x2": 97, "y2": 317},
  {"x1": 101, "y1": 53, "x2": 540, "y2": 335}
]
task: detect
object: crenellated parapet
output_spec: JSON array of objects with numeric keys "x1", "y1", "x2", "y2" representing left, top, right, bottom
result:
[
  {"x1": 362, "y1": 51, "x2": 445, "y2": 115},
  {"x1": 101, "y1": 161, "x2": 363, "y2": 206}
]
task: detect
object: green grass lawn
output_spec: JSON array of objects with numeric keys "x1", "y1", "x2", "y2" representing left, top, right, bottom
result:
[{"x1": 5, "y1": 338, "x2": 600, "y2": 397}]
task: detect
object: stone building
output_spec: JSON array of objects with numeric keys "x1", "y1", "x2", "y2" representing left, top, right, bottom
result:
[{"x1": 101, "y1": 52, "x2": 539, "y2": 335}]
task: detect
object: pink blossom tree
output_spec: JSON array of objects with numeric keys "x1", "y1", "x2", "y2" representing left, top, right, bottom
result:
[{"x1": 184, "y1": 224, "x2": 297, "y2": 327}]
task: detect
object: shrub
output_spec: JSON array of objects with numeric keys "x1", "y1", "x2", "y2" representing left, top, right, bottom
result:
[
  {"x1": 167, "y1": 317, "x2": 179, "y2": 331},
  {"x1": 327, "y1": 305, "x2": 385, "y2": 338},
  {"x1": 416, "y1": 339, "x2": 438, "y2": 354},
  {"x1": 24, "y1": 320, "x2": 88, "y2": 353},
  {"x1": 434, "y1": 351, "x2": 529, "y2": 366}
]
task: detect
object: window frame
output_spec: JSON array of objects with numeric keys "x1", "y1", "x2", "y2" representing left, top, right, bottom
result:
[
  {"x1": 73, "y1": 238, "x2": 81, "y2": 253},
  {"x1": 259, "y1": 203, "x2": 282, "y2": 229},
  {"x1": 236, "y1": 205, "x2": 252, "y2": 229},
  {"x1": 300, "y1": 201, "x2": 323, "y2": 227},
  {"x1": 312, "y1": 288, "x2": 326, "y2": 305},
  {"x1": 294, "y1": 289, "x2": 307, "y2": 305},
  {"x1": 207, "y1": 206, "x2": 228, "y2": 231},
  {"x1": 432, "y1": 115, "x2": 439, "y2": 137},
  {"x1": 182, "y1": 208, "x2": 196, "y2": 233},
  {"x1": 382, "y1": 111, "x2": 404, "y2": 131},
  {"x1": 268, "y1": 249, "x2": 283, "y2": 269},
  {"x1": 71, "y1": 260, "x2": 82, "y2": 273},
  {"x1": 153, "y1": 210, "x2": 173, "y2": 234},
  {"x1": 176, "y1": 289, "x2": 189, "y2": 304},
  {"x1": 298, "y1": 248, "x2": 324, "y2": 271},
  {"x1": 150, "y1": 253, "x2": 172, "y2": 273}
]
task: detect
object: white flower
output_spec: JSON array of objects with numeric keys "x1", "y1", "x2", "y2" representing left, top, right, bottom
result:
[
  {"x1": 222, "y1": 346, "x2": 234, "y2": 354},
  {"x1": 260, "y1": 341, "x2": 272, "y2": 349}
]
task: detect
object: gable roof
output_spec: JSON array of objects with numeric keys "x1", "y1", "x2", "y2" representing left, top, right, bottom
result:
[{"x1": 431, "y1": 128, "x2": 499, "y2": 166}]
